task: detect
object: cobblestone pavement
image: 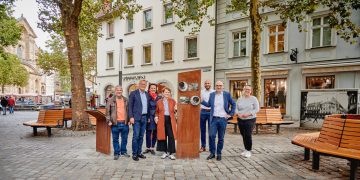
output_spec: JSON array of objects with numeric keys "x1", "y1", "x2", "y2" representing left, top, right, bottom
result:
[{"x1": 0, "y1": 111, "x2": 358, "y2": 180}]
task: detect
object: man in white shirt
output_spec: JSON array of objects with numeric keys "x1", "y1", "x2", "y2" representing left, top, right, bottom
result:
[
  {"x1": 201, "y1": 81, "x2": 236, "y2": 161},
  {"x1": 200, "y1": 80, "x2": 214, "y2": 152}
]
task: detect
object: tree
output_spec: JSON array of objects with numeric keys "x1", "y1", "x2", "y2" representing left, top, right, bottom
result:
[
  {"x1": 36, "y1": 0, "x2": 141, "y2": 130},
  {"x1": 0, "y1": 2, "x2": 22, "y2": 51},
  {"x1": 0, "y1": 53, "x2": 29, "y2": 93},
  {"x1": 0, "y1": 1, "x2": 28, "y2": 94},
  {"x1": 170, "y1": 0, "x2": 360, "y2": 100}
]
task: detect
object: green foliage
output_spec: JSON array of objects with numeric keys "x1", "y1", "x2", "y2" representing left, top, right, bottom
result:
[
  {"x1": 0, "y1": 3, "x2": 22, "y2": 49},
  {"x1": 0, "y1": 52, "x2": 29, "y2": 89}
]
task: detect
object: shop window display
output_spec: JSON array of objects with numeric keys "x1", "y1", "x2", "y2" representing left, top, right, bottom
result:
[
  {"x1": 230, "y1": 80, "x2": 248, "y2": 99},
  {"x1": 264, "y1": 78, "x2": 287, "y2": 113}
]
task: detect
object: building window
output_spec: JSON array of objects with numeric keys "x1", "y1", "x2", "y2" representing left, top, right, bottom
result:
[
  {"x1": 126, "y1": 16, "x2": 134, "y2": 33},
  {"x1": 306, "y1": 75, "x2": 335, "y2": 89},
  {"x1": 126, "y1": 48, "x2": 133, "y2": 65},
  {"x1": 186, "y1": 37, "x2": 198, "y2": 59},
  {"x1": 143, "y1": 9, "x2": 152, "y2": 29},
  {"x1": 233, "y1": 31, "x2": 246, "y2": 57},
  {"x1": 268, "y1": 24, "x2": 285, "y2": 53},
  {"x1": 107, "y1": 21, "x2": 114, "y2": 38},
  {"x1": 163, "y1": 41, "x2": 173, "y2": 62},
  {"x1": 163, "y1": 3, "x2": 173, "y2": 24},
  {"x1": 107, "y1": 52, "x2": 114, "y2": 68},
  {"x1": 143, "y1": 45, "x2": 151, "y2": 64},
  {"x1": 230, "y1": 80, "x2": 248, "y2": 99},
  {"x1": 312, "y1": 16, "x2": 331, "y2": 48},
  {"x1": 264, "y1": 78, "x2": 287, "y2": 113},
  {"x1": 17, "y1": 45, "x2": 23, "y2": 59}
]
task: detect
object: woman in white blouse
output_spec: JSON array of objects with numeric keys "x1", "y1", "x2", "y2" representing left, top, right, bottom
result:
[{"x1": 235, "y1": 85, "x2": 259, "y2": 158}]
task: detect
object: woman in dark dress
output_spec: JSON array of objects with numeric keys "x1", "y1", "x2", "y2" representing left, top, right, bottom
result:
[{"x1": 144, "y1": 83, "x2": 160, "y2": 155}]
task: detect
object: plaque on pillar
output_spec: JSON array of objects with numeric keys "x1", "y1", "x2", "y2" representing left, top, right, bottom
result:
[
  {"x1": 86, "y1": 109, "x2": 110, "y2": 155},
  {"x1": 176, "y1": 69, "x2": 201, "y2": 159}
]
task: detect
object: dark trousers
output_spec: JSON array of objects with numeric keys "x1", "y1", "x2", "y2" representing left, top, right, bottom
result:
[
  {"x1": 157, "y1": 116, "x2": 176, "y2": 154},
  {"x1": 132, "y1": 115, "x2": 147, "y2": 156},
  {"x1": 200, "y1": 110, "x2": 211, "y2": 148},
  {"x1": 238, "y1": 118, "x2": 256, "y2": 151},
  {"x1": 111, "y1": 122, "x2": 129, "y2": 156},
  {"x1": 209, "y1": 117, "x2": 227, "y2": 155},
  {"x1": 146, "y1": 128, "x2": 157, "y2": 148}
]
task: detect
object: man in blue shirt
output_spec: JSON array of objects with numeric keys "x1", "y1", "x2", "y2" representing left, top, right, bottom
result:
[{"x1": 128, "y1": 80, "x2": 150, "y2": 161}]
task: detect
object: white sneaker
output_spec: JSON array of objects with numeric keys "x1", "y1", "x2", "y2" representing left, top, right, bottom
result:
[
  {"x1": 169, "y1": 154, "x2": 176, "y2": 160},
  {"x1": 241, "y1": 150, "x2": 247, "y2": 156},
  {"x1": 244, "y1": 151, "x2": 252, "y2": 158},
  {"x1": 161, "y1": 153, "x2": 168, "y2": 159}
]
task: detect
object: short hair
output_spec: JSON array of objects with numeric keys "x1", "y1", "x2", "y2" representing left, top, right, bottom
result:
[
  {"x1": 139, "y1": 79, "x2": 147, "y2": 84},
  {"x1": 115, "y1": 85, "x2": 122, "y2": 90},
  {"x1": 162, "y1": 87, "x2": 172, "y2": 93}
]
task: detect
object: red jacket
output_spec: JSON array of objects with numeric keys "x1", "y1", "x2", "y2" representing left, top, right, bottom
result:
[{"x1": 8, "y1": 98, "x2": 15, "y2": 106}]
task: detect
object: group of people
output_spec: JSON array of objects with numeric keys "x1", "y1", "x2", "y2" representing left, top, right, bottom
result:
[
  {"x1": 105, "y1": 79, "x2": 259, "y2": 162},
  {"x1": 0, "y1": 96, "x2": 15, "y2": 115},
  {"x1": 106, "y1": 80, "x2": 177, "y2": 161}
]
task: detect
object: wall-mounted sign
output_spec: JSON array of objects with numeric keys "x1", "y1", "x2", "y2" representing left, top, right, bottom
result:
[{"x1": 123, "y1": 75, "x2": 146, "y2": 81}]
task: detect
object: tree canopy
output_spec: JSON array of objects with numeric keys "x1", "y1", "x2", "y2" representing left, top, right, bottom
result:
[{"x1": 0, "y1": 53, "x2": 29, "y2": 93}]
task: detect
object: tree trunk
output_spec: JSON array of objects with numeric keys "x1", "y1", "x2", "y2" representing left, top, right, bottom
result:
[
  {"x1": 60, "y1": 0, "x2": 90, "y2": 130},
  {"x1": 1, "y1": 85, "x2": 4, "y2": 94},
  {"x1": 250, "y1": 0, "x2": 262, "y2": 101}
]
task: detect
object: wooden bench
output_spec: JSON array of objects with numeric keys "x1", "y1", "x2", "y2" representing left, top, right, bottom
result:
[
  {"x1": 291, "y1": 114, "x2": 360, "y2": 180},
  {"x1": 63, "y1": 108, "x2": 72, "y2": 128},
  {"x1": 23, "y1": 109, "x2": 64, "y2": 137},
  {"x1": 228, "y1": 108, "x2": 294, "y2": 134},
  {"x1": 89, "y1": 108, "x2": 106, "y2": 126}
]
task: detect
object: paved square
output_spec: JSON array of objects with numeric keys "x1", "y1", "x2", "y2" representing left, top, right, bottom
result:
[{"x1": 0, "y1": 111, "x2": 357, "y2": 179}]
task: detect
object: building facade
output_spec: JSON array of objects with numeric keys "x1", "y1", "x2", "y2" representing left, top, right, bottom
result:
[
  {"x1": 215, "y1": 1, "x2": 360, "y2": 122},
  {"x1": 3, "y1": 16, "x2": 51, "y2": 103},
  {"x1": 97, "y1": 1, "x2": 215, "y2": 104}
]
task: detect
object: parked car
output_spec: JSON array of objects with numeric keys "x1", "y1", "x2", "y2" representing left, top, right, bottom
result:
[
  {"x1": 37, "y1": 103, "x2": 62, "y2": 110},
  {"x1": 15, "y1": 100, "x2": 39, "y2": 111}
]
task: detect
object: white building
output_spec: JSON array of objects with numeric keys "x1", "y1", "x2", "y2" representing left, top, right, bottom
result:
[
  {"x1": 96, "y1": 1, "x2": 215, "y2": 104},
  {"x1": 215, "y1": 2, "x2": 360, "y2": 123}
]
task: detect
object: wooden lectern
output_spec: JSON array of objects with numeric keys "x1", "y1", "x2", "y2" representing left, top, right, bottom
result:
[
  {"x1": 177, "y1": 70, "x2": 201, "y2": 159},
  {"x1": 86, "y1": 109, "x2": 111, "y2": 155}
]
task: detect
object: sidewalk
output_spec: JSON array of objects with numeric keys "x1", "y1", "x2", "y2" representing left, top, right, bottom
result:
[{"x1": 0, "y1": 111, "x2": 355, "y2": 179}]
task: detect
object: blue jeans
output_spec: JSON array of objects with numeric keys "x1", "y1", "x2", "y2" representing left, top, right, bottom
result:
[
  {"x1": 209, "y1": 117, "x2": 227, "y2": 155},
  {"x1": 111, "y1": 122, "x2": 129, "y2": 156},
  {"x1": 2, "y1": 106, "x2": 6, "y2": 115},
  {"x1": 9, "y1": 106, "x2": 14, "y2": 114},
  {"x1": 132, "y1": 115, "x2": 147, "y2": 156},
  {"x1": 200, "y1": 110, "x2": 211, "y2": 148}
]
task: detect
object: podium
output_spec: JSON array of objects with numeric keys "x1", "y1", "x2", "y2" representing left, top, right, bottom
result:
[
  {"x1": 86, "y1": 109, "x2": 111, "y2": 155},
  {"x1": 176, "y1": 70, "x2": 201, "y2": 159}
]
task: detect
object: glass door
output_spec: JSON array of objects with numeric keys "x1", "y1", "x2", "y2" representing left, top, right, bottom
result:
[{"x1": 264, "y1": 78, "x2": 287, "y2": 114}]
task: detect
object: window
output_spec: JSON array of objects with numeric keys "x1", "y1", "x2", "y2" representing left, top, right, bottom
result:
[
  {"x1": 17, "y1": 45, "x2": 23, "y2": 59},
  {"x1": 233, "y1": 31, "x2": 246, "y2": 57},
  {"x1": 186, "y1": 37, "x2": 197, "y2": 58},
  {"x1": 306, "y1": 75, "x2": 335, "y2": 89},
  {"x1": 163, "y1": 41, "x2": 173, "y2": 62},
  {"x1": 312, "y1": 16, "x2": 331, "y2": 48},
  {"x1": 126, "y1": 48, "x2": 133, "y2": 65},
  {"x1": 107, "y1": 21, "x2": 114, "y2": 38},
  {"x1": 143, "y1": 9, "x2": 152, "y2": 29},
  {"x1": 143, "y1": 45, "x2": 151, "y2": 64},
  {"x1": 126, "y1": 16, "x2": 134, "y2": 33},
  {"x1": 230, "y1": 80, "x2": 248, "y2": 99},
  {"x1": 268, "y1": 24, "x2": 285, "y2": 53},
  {"x1": 163, "y1": 3, "x2": 173, "y2": 24},
  {"x1": 107, "y1": 52, "x2": 114, "y2": 68},
  {"x1": 264, "y1": 78, "x2": 287, "y2": 113},
  {"x1": 187, "y1": 1, "x2": 198, "y2": 17}
]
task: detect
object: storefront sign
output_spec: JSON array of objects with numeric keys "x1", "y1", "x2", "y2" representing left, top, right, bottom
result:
[{"x1": 123, "y1": 75, "x2": 146, "y2": 81}]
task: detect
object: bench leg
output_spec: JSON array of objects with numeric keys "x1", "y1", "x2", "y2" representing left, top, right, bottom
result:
[
  {"x1": 312, "y1": 151, "x2": 320, "y2": 170},
  {"x1": 46, "y1": 127, "x2": 51, "y2": 137},
  {"x1": 350, "y1": 159, "x2": 358, "y2": 180},
  {"x1": 304, "y1": 148, "x2": 310, "y2": 160},
  {"x1": 276, "y1": 125, "x2": 280, "y2": 134},
  {"x1": 234, "y1": 124, "x2": 238, "y2": 133},
  {"x1": 33, "y1": 127, "x2": 37, "y2": 136},
  {"x1": 64, "y1": 121, "x2": 67, "y2": 129},
  {"x1": 256, "y1": 124, "x2": 259, "y2": 134}
]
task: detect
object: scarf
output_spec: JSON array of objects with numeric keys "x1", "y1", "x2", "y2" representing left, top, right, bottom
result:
[{"x1": 149, "y1": 91, "x2": 157, "y2": 100}]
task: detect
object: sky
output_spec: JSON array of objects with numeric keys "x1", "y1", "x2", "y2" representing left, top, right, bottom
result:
[{"x1": 13, "y1": 0, "x2": 50, "y2": 50}]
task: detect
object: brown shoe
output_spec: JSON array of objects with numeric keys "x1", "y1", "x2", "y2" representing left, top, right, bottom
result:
[{"x1": 199, "y1": 147, "x2": 206, "y2": 152}]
